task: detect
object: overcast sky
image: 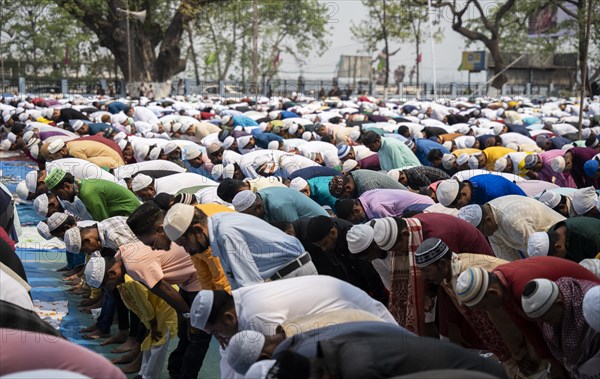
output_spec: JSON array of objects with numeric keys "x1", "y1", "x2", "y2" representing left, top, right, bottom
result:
[{"x1": 276, "y1": 0, "x2": 488, "y2": 84}]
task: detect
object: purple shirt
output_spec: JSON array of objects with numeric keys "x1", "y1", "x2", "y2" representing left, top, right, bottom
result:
[{"x1": 359, "y1": 189, "x2": 434, "y2": 219}]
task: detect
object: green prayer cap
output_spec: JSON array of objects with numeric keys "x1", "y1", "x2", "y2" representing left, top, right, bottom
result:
[{"x1": 45, "y1": 167, "x2": 67, "y2": 190}]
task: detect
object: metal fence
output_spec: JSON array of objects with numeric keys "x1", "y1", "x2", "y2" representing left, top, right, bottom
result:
[{"x1": 1, "y1": 76, "x2": 569, "y2": 100}]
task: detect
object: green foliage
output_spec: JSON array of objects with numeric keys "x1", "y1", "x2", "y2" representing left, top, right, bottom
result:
[
  {"x1": 1, "y1": 0, "x2": 113, "y2": 79},
  {"x1": 191, "y1": 0, "x2": 330, "y2": 81}
]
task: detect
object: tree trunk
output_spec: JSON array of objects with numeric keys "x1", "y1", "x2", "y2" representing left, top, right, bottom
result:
[
  {"x1": 488, "y1": 41, "x2": 507, "y2": 89},
  {"x1": 55, "y1": 0, "x2": 217, "y2": 83},
  {"x1": 415, "y1": 36, "x2": 420, "y2": 87}
]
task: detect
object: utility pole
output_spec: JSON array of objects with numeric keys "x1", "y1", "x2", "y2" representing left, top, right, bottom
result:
[
  {"x1": 252, "y1": 0, "x2": 258, "y2": 96},
  {"x1": 126, "y1": 0, "x2": 132, "y2": 84}
]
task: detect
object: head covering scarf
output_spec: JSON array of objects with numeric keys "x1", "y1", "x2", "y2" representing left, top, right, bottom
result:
[
  {"x1": 542, "y1": 278, "x2": 598, "y2": 374},
  {"x1": 388, "y1": 217, "x2": 425, "y2": 335}
]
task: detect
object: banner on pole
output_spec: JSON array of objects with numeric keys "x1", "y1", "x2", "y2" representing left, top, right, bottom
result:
[{"x1": 458, "y1": 51, "x2": 486, "y2": 72}]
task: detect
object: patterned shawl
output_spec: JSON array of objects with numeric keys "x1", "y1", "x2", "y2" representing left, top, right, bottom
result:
[
  {"x1": 542, "y1": 278, "x2": 598, "y2": 372},
  {"x1": 388, "y1": 217, "x2": 425, "y2": 335}
]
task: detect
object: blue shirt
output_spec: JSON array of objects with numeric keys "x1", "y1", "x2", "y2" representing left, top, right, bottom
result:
[
  {"x1": 308, "y1": 176, "x2": 338, "y2": 209},
  {"x1": 107, "y1": 102, "x2": 128, "y2": 114},
  {"x1": 251, "y1": 131, "x2": 284, "y2": 149},
  {"x1": 259, "y1": 187, "x2": 329, "y2": 222},
  {"x1": 280, "y1": 111, "x2": 300, "y2": 119},
  {"x1": 468, "y1": 174, "x2": 527, "y2": 205},
  {"x1": 208, "y1": 212, "x2": 305, "y2": 289},
  {"x1": 88, "y1": 123, "x2": 116, "y2": 135},
  {"x1": 415, "y1": 138, "x2": 450, "y2": 166},
  {"x1": 232, "y1": 115, "x2": 259, "y2": 127}
]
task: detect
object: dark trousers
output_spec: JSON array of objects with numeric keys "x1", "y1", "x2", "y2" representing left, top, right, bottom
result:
[
  {"x1": 115, "y1": 292, "x2": 141, "y2": 336},
  {"x1": 96, "y1": 290, "x2": 115, "y2": 334},
  {"x1": 167, "y1": 288, "x2": 212, "y2": 379}
]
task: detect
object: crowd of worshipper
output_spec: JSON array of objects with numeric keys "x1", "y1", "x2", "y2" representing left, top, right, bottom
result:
[{"x1": 1, "y1": 91, "x2": 600, "y2": 379}]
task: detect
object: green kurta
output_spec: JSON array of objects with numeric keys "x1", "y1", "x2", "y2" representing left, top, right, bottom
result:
[
  {"x1": 78, "y1": 179, "x2": 141, "y2": 221},
  {"x1": 378, "y1": 137, "x2": 421, "y2": 171},
  {"x1": 550, "y1": 217, "x2": 600, "y2": 263}
]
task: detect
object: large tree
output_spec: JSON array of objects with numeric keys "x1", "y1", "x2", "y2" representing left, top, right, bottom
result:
[
  {"x1": 55, "y1": 0, "x2": 218, "y2": 82},
  {"x1": 193, "y1": 0, "x2": 329, "y2": 83},
  {"x1": 427, "y1": 0, "x2": 518, "y2": 89}
]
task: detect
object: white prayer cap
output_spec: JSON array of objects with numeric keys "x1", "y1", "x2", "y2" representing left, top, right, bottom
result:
[
  {"x1": 211, "y1": 164, "x2": 224, "y2": 181},
  {"x1": 18, "y1": 112, "x2": 29, "y2": 122},
  {"x1": 551, "y1": 157, "x2": 566, "y2": 172},
  {"x1": 3, "y1": 113, "x2": 11, "y2": 123},
  {"x1": 163, "y1": 142, "x2": 178, "y2": 155},
  {"x1": 7, "y1": 132, "x2": 16, "y2": 143},
  {"x1": 72, "y1": 120, "x2": 84, "y2": 131},
  {"x1": 43, "y1": 108, "x2": 54, "y2": 119},
  {"x1": 185, "y1": 146, "x2": 201, "y2": 161},
  {"x1": 64, "y1": 227, "x2": 82, "y2": 254},
  {"x1": 227, "y1": 330, "x2": 266, "y2": 375},
  {"x1": 436, "y1": 179, "x2": 460, "y2": 207},
  {"x1": 442, "y1": 154, "x2": 456, "y2": 170},
  {"x1": 113, "y1": 132, "x2": 127, "y2": 143},
  {"x1": 25, "y1": 171, "x2": 38, "y2": 193},
  {"x1": 223, "y1": 164, "x2": 235, "y2": 179},
  {"x1": 221, "y1": 115, "x2": 232, "y2": 125},
  {"x1": 190, "y1": 290, "x2": 214, "y2": 330},
  {"x1": 458, "y1": 204, "x2": 483, "y2": 228},
  {"x1": 457, "y1": 125, "x2": 471, "y2": 135},
  {"x1": 456, "y1": 153, "x2": 470, "y2": 166},
  {"x1": 538, "y1": 190, "x2": 561, "y2": 209},
  {"x1": 455, "y1": 267, "x2": 489, "y2": 307},
  {"x1": 258, "y1": 122, "x2": 268, "y2": 132},
  {"x1": 572, "y1": 187, "x2": 598, "y2": 215},
  {"x1": 289, "y1": 177, "x2": 308, "y2": 192},
  {"x1": 505, "y1": 142, "x2": 519, "y2": 151},
  {"x1": 269, "y1": 111, "x2": 279, "y2": 120},
  {"x1": 267, "y1": 140, "x2": 280, "y2": 150},
  {"x1": 0, "y1": 139, "x2": 11, "y2": 151},
  {"x1": 180, "y1": 123, "x2": 191, "y2": 133},
  {"x1": 237, "y1": 136, "x2": 252, "y2": 149},
  {"x1": 112, "y1": 113, "x2": 127, "y2": 124},
  {"x1": 48, "y1": 139, "x2": 66, "y2": 154},
  {"x1": 349, "y1": 130, "x2": 361, "y2": 142},
  {"x1": 118, "y1": 139, "x2": 129, "y2": 151},
  {"x1": 245, "y1": 360, "x2": 277, "y2": 379},
  {"x1": 134, "y1": 144, "x2": 150, "y2": 162},
  {"x1": 583, "y1": 286, "x2": 600, "y2": 332},
  {"x1": 342, "y1": 159, "x2": 358, "y2": 174},
  {"x1": 171, "y1": 122, "x2": 182, "y2": 133},
  {"x1": 163, "y1": 203, "x2": 196, "y2": 242},
  {"x1": 288, "y1": 123, "x2": 299, "y2": 135},
  {"x1": 147, "y1": 146, "x2": 160, "y2": 161},
  {"x1": 84, "y1": 257, "x2": 106, "y2": 289},
  {"x1": 36, "y1": 221, "x2": 52, "y2": 240},
  {"x1": 493, "y1": 124, "x2": 504, "y2": 135},
  {"x1": 302, "y1": 131, "x2": 313, "y2": 141},
  {"x1": 47, "y1": 212, "x2": 68, "y2": 232},
  {"x1": 22, "y1": 131, "x2": 34, "y2": 145},
  {"x1": 32, "y1": 193, "x2": 48, "y2": 216},
  {"x1": 222, "y1": 136, "x2": 235, "y2": 150},
  {"x1": 580, "y1": 259, "x2": 600, "y2": 277},
  {"x1": 232, "y1": 190, "x2": 257, "y2": 212},
  {"x1": 373, "y1": 217, "x2": 398, "y2": 251},
  {"x1": 131, "y1": 174, "x2": 153, "y2": 192},
  {"x1": 206, "y1": 143, "x2": 222, "y2": 155},
  {"x1": 346, "y1": 224, "x2": 375, "y2": 254},
  {"x1": 494, "y1": 157, "x2": 508, "y2": 172},
  {"x1": 521, "y1": 279, "x2": 559, "y2": 318},
  {"x1": 467, "y1": 154, "x2": 481, "y2": 169},
  {"x1": 442, "y1": 141, "x2": 453, "y2": 151},
  {"x1": 527, "y1": 232, "x2": 550, "y2": 258},
  {"x1": 387, "y1": 169, "x2": 400, "y2": 182}
]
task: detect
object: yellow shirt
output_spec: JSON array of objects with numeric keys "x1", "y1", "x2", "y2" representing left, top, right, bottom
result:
[
  {"x1": 452, "y1": 148, "x2": 481, "y2": 157},
  {"x1": 118, "y1": 275, "x2": 178, "y2": 350},
  {"x1": 483, "y1": 146, "x2": 515, "y2": 171},
  {"x1": 67, "y1": 140, "x2": 124, "y2": 169},
  {"x1": 192, "y1": 204, "x2": 234, "y2": 293}
]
